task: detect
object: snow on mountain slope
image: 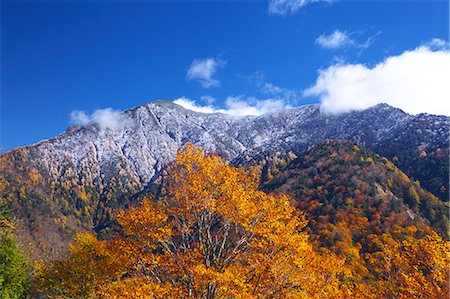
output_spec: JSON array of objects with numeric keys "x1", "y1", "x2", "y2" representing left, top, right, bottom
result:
[
  {"x1": 6, "y1": 101, "x2": 449, "y2": 195},
  {"x1": 1, "y1": 101, "x2": 448, "y2": 259}
]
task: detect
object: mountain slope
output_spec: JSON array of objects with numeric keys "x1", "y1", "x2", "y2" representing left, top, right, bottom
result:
[
  {"x1": 263, "y1": 140, "x2": 449, "y2": 295},
  {"x1": 0, "y1": 101, "x2": 448, "y2": 259},
  {"x1": 264, "y1": 140, "x2": 448, "y2": 238}
]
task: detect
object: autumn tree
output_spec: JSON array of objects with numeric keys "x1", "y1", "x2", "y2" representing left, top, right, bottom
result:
[
  {"x1": 103, "y1": 145, "x2": 350, "y2": 298},
  {"x1": 34, "y1": 233, "x2": 124, "y2": 298},
  {"x1": 37, "y1": 145, "x2": 349, "y2": 298},
  {"x1": 366, "y1": 232, "x2": 450, "y2": 298}
]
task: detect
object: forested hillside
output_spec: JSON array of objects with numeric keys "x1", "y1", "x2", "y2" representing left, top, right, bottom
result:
[
  {"x1": 30, "y1": 146, "x2": 449, "y2": 298},
  {"x1": 264, "y1": 141, "x2": 449, "y2": 297}
]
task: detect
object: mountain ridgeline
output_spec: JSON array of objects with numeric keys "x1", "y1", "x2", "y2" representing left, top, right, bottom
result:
[{"x1": 0, "y1": 101, "x2": 448, "y2": 259}]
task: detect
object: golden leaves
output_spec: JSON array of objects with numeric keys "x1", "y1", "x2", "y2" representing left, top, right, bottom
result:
[
  {"x1": 32, "y1": 145, "x2": 450, "y2": 298},
  {"x1": 99, "y1": 145, "x2": 349, "y2": 298}
]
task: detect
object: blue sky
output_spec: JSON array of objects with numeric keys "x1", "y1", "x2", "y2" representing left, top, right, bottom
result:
[{"x1": 1, "y1": 0, "x2": 449, "y2": 151}]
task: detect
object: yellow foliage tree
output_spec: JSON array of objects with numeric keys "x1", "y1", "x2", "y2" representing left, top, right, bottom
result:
[
  {"x1": 34, "y1": 233, "x2": 125, "y2": 298},
  {"x1": 366, "y1": 232, "x2": 450, "y2": 298},
  {"x1": 37, "y1": 145, "x2": 350, "y2": 298},
  {"x1": 100, "y1": 145, "x2": 349, "y2": 298}
]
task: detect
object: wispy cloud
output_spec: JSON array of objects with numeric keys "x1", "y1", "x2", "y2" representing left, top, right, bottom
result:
[
  {"x1": 315, "y1": 30, "x2": 354, "y2": 49},
  {"x1": 70, "y1": 110, "x2": 91, "y2": 126},
  {"x1": 186, "y1": 57, "x2": 226, "y2": 88},
  {"x1": 249, "y1": 72, "x2": 298, "y2": 101},
  {"x1": 268, "y1": 0, "x2": 333, "y2": 16},
  {"x1": 423, "y1": 38, "x2": 449, "y2": 50},
  {"x1": 173, "y1": 96, "x2": 288, "y2": 116},
  {"x1": 358, "y1": 31, "x2": 381, "y2": 50},
  {"x1": 70, "y1": 108, "x2": 130, "y2": 130},
  {"x1": 200, "y1": 95, "x2": 216, "y2": 105},
  {"x1": 315, "y1": 29, "x2": 381, "y2": 50},
  {"x1": 303, "y1": 40, "x2": 450, "y2": 116}
]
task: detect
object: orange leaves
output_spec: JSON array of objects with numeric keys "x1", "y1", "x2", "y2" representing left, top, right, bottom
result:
[
  {"x1": 37, "y1": 145, "x2": 352, "y2": 298},
  {"x1": 34, "y1": 232, "x2": 126, "y2": 298},
  {"x1": 99, "y1": 278, "x2": 182, "y2": 299},
  {"x1": 117, "y1": 199, "x2": 171, "y2": 246},
  {"x1": 123, "y1": 146, "x2": 346, "y2": 297},
  {"x1": 26, "y1": 168, "x2": 42, "y2": 186},
  {"x1": 165, "y1": 144, "x2": 257, "y2": 216},
  {"x1": 363, "y1": 232, "x2": 450, "y2": 298}
]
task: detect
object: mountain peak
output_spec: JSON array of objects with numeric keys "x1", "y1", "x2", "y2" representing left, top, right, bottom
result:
[
  {"x1": 1, "y1": 100, "x2": 448, "y2": 259},
  {"x1": 366, "y1": 102, "x2": 406, "y2": 113},
  {"x1": 145, "y1": 100, "x2": 187, "y2": 111}
]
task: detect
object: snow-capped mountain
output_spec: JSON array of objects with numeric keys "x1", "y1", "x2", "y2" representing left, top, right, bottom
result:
[
  {"x1": 1, "y1": 101, "x2": 448, "y2": 259},
  {"x1": 7, "y1": 101, "x2": 448, "y2": 187}
]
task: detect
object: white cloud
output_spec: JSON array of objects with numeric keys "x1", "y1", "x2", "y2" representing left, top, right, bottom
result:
[
  {"x1": 70, "y1": 110, "x2": 90, "y2": 126},
  {"x1": 91, "y1": 109, "x2": 129, "y2": 130},
  {"x1": 224, "y1": 96, "x2": 287, "y2": 116},
  {"x1": 173, "y1": 97, "x2": 218, "y2": 114},
  {"x1": 268, "y1": 0, "x2": 332, "y2": 15},
  {"x1": 316, "y1": 30, "x2": 354, "y2": 49},
  {"x1": 315, "y1": 30, "x2": 381, "y2": 50},
  {"x1": 186, "y1": 58, "x2": 226, "y2": 88},
  {"x1": 303, "y1": 43, "x2": 450, "y2": 115},
  {"x1": 173, "y1": 96, "x2": 288, "y2": 116},
  {"x1": 70, "y1": 108, "x2": 129, "y2": 130}
]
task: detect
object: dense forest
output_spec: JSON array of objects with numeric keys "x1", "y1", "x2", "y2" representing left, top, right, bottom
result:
[
  {"x1": 1, "y1": 144, "x2": 449, "y2": 298},
  {"x1": 263, "y1": 141, "x2": 449, "y2": 298}
]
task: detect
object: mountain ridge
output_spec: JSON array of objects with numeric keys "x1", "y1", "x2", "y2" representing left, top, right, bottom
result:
[{"x1": 1, "y1": 101, "x2": 448, "y2": 259}]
